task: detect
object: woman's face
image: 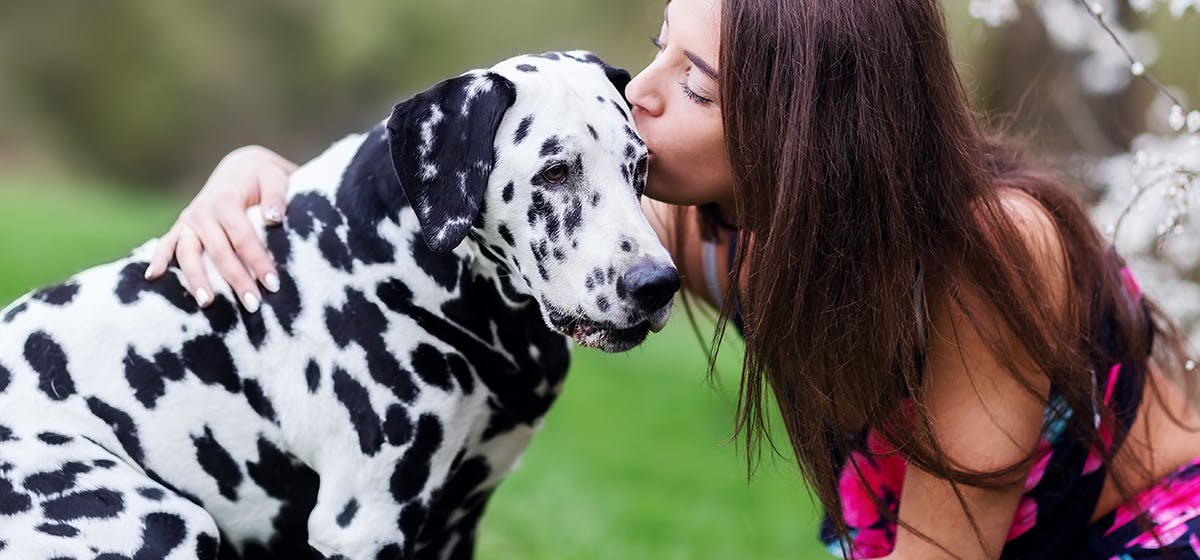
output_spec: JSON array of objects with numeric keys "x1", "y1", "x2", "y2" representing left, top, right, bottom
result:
[{"x1": 626, "y1": 0, "x2": 734, "y2": 207}]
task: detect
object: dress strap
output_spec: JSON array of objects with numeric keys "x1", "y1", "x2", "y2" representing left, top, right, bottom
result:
[{"x1": 701, "y1": 239, "x2": 725, "y2": 309}]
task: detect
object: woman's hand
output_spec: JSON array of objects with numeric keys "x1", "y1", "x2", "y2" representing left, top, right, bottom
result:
[{"x1": 145, "y1": 145, "x2": 297, "y2": 312}]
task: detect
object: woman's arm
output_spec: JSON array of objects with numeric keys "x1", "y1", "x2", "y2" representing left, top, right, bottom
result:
[
  {"x1": 146, "y1": 145, "x2": 296, "y2": 311},
  {"x1": 886, "y1": 192, "x2": 1068, "y2": 560}
]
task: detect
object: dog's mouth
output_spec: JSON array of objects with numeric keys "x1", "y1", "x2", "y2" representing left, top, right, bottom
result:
[{"x1": 546, "y1": 306, "x2": 670, "y2": 353}]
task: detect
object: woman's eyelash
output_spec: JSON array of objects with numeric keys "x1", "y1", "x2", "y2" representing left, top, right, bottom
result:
[
  {"x1": 650, "y1": 36, "x2": 664, "y2": 51},
  {"x1": 680, "y1": 80, "x2": 714, "y2": 105}
]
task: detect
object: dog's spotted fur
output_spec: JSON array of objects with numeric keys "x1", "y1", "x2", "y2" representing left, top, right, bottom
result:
[{"x1": 0, "y1": 51, "x2": 676, "y2": 560}]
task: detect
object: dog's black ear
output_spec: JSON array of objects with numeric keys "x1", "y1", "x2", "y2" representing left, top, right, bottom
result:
[
  {"x1": 603, "y1": 64, "x2": 632, "y2": 105},
  {"x1": 386, "y1": 72, "x2": 517, "y2": 253}
]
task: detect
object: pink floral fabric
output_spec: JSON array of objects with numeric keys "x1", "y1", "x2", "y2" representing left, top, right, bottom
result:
[{"x1": 820, "y1": 262, "x2": 1176, "y2": 559}]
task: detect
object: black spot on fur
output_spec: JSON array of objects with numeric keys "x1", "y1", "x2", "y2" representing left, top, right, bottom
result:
[
  {"x1": 591, "y1": 192, "x2": 601, "y2": 207},
  {"x1": 32, "y1": 282, "x2": 79, "y2": 305},
  {"x1": 336, "y1": 498, "x2": 359, "y2": 527},
  {"x1": 498, "y1": 223, "x2": 516, "y2": 247},
  {"x1": 37, "y1": 432, "x2": 71, "y2": 445},
  {"x1": 410, "y1": 344, "x2": 454, "y2": 391},
  {"x1": 535, "y1": 52, "x2": 561, "y2": 60},
  {"x1": 193, "y1": 426, "x2": 242, "y2": 500},
  {"x1": 134, "y1": 512, "x2": 187, "y2": 560},
  {"x1": 137, "y1": 487, "x2": 165, "y2": 501},
  {"x1": 610, "y1": 99, "x2": 630, "y2": 120},
  {"x1": 0, "y1": 362, "x2": 8, "y2": 393},
  {"x1": 289, "y1": 193, "x2": 354, "y2": 272},
  {"x1": 305, "y1": 360, "x2": 321, "y2": 393},
  {"x1": 242, "y1": 379, "x2": 277, "y2": 422},
  {"x1": 36, "y1": 522, "x2": 78, "y2": 537},
  {"x1": 0, "y1": 478, "x2": 32, "y2": 515},
  {"x1": 564, "y1": 196, "x2": 583, "y2": 237},
  {"x1": 123, "y1": 347, "x2": 169, "y2": 408},
  {"x1": 24, "y1": 331, "x2": 75, "y2": 401},
  {"x1": 182, "y1": 335, "x2": 240, "y2": 393},
  {"x1": 261, "y1": 267, "x2": 303, "y2": 337},
  {"x1": 587, "y1": 125, "x2": 598, "y2": 140},
  {"x1": 23, "y1": 462, "x2": 91, "y2": 495},
  {"x1": 265, "y1": 223, "x2": 292, "y2": 265},
  {"x1": 389, "y1": 414, "x2": 443, "y2": 502},
  {"x1": 596, "y1": 296, "x2": 610, "y2": 312},
  {"x1": 502, "y1": 182, "x2": 515, "y2": 203},
  {"x1": 195, "y1": 534, "x2": 218, "y2": 559},
  {"x1": 42, "y1": 488, "x2": 124, "y2": 521},
  {"x1": 325, "y1": 289, "x2": 418, "y2": 402},
  {"x1": 332, "y1": 368, "x2": 385, "y2": 456},
  {"x1": 115, "y1": 263, "x2": 198, "y2": 312},
  {"x1": 539, "y1": 136, "x2": 562, "y2": 158},
  {"x1": 384, "y1": 405, "x2": 413, "y2": 446},
  {"x1": 516, "y1": 64, "x2": 538, "y2": 72},
  {"x1": 514, "y1": 116, "x2": 533, "y2": 145},
  {"x1": 200, "y1": 296, "x2": 238, "y2": 334}
]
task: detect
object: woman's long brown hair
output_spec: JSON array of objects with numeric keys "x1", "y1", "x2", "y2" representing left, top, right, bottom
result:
[{"x1": 674, "y1": 0, "x2": 1199, "y2": 555}]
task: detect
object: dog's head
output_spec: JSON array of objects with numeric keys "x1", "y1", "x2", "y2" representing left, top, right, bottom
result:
[{"x1": 386, "y1": 51, "x2": 676, "y2": 352}]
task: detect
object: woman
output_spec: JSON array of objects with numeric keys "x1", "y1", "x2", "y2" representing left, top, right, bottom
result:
[{"x1": 145, "y1": 0, "x2": 1200, "y2": 557}]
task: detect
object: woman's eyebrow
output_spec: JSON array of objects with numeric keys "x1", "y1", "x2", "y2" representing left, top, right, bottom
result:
[{"x1": 685, "y1": 51, "x2": 719, "y2": 80}]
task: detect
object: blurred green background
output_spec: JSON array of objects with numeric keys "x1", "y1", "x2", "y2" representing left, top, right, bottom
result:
[{"x1": 0, "y1": 1, "x2": 1196, "y2": 558}]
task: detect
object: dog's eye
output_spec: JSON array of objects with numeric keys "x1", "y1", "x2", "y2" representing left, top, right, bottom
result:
[{"x1": 539, "y1": 163, "x2": 570, "y2": 185}]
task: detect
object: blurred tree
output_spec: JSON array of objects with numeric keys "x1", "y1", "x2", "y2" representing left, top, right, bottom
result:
[{"x1": 0, "y1": 0, "x2": 658, "y2": 189}]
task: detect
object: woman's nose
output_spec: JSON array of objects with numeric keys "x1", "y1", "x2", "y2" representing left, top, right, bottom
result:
[{"x1": 626, "y1": 65, "x2": 664, "y2": 117}]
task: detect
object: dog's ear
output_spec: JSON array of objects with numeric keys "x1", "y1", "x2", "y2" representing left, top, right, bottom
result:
[
  {"x1": 602, "y1": 64, "x2": 632, "y2": 105},
  {"x1": 386, "y1": 72, "x2": 517, "y2": 253}
]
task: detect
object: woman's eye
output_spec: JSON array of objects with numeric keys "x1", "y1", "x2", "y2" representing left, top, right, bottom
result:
[
  {"x1": 680, "y1": 80, "x2": 714, "y2": 106},
  {"x1": 539, "y1": 163, "x2": 570, "y2": 185}
]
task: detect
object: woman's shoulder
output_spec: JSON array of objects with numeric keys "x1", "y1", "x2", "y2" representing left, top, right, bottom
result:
[{"x1": 983, "y1": 187, "x2": 1072, "y2": 316}]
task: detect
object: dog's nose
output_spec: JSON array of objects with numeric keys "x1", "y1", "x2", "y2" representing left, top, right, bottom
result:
[{"x1": 623, "y1": 261, "x2": 679, "y2": 312}]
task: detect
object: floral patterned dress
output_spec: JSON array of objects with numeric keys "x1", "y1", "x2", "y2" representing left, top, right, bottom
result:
[{"x1": 813, "y1": 258, "x2": 1200, "y2": 558}]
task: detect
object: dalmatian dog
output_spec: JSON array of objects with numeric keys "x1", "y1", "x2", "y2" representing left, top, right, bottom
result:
[{"x1": 0, "y1": 50, "x2": 678, "y2": 560}]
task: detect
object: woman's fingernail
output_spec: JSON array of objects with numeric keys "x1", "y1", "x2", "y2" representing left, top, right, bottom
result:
[
  {"x1": 243, "y1": 292, "x2": 261, "y2": 313},
  {"x1": 264, "y1": 273, "x2": 280, "y2": 293},
  {"x1": 196, "y1": 288, "x2": 211, "y2": 307},
  {"x1": 264, "y1": 206, "x2": 283, "y2": 224},
  {"x1": 143, "y1": 265, "x2": 155, "y2": 280}
]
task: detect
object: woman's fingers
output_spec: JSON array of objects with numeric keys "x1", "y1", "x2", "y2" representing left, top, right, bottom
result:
[
  {"x1": 257, "y1": 163, "x2": 290, "y2": 227},
  {"x1": 215, "y1": 203, "x2": 280, "y2": 294},
  {"x1": 175, "y1": 228, "x2": 214, "y2": 308},
  {"x1": 192, "y1": 214, "x2": 262, "y2": 313},
  {"x1": 145, "y1": 225, "x2": 180, "y2": 280}
]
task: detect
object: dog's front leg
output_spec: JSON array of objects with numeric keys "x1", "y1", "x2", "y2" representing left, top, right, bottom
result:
[{"x1": 306, "y1": 405, "x2": 474, "y2": 560}]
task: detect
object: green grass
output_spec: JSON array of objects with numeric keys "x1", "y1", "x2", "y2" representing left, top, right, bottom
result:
[{"x1": 0, "y1": 176, "x2": 827, "y2": 559}]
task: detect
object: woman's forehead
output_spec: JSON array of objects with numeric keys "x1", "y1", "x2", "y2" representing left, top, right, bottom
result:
[{"x1": 664, "y1": 0, "x2": 721, "y2": 73}]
